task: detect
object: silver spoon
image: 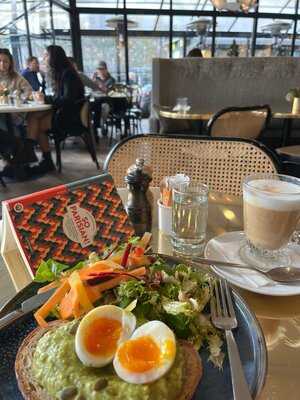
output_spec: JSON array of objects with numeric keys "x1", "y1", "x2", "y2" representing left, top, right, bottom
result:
[
  {"x1": 188, "y1": 256, "x2": 300, "y2": 284},
  {"x1": 154, "y1": 253, "x2": 300, "y2": 284}
]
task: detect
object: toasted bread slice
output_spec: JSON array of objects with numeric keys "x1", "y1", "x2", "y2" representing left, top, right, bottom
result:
[{"x1": 15, "y1": 321, "x2": 202, "y2": 400}]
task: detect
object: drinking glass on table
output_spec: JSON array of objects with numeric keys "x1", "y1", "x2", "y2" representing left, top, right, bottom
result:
[
  {"x1": 32, "y1": 91, "x2": 45, "y2": 104},
  {"x1": 175, "y1": 97, "x2": 190, "y2": 113},
  {"x1": 171, "y1": 181, "x2": 208, "y2": 255},
  {"x1": 241, "y1": 173, "x2": 300, "y2": 268}
]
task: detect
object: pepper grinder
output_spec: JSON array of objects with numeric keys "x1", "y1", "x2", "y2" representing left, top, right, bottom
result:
[{"x1": 125, "y1": 158, "x2": 152, "y2": 236}]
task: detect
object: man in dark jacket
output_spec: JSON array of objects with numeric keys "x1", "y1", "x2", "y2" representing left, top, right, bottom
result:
[{"x1": 22, "y1": 56, "x2": 46, "y2": 92}]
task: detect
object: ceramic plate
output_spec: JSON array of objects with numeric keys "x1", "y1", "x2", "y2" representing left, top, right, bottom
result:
[
  {"x1": 205, "y1": 231, "x2": 300, "y2": 296},
  {"x1": 0, "y1": 255, "x2": 267, "y2": 400}
]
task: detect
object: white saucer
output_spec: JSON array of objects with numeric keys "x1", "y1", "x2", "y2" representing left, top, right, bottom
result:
[{"x1": 205, "y1": 231, "x2": 300, "y2": 296}]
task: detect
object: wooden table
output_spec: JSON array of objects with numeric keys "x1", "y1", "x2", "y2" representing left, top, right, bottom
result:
[
  {"x1": 159, "y1": 107, "x2": 300, "y2": 146},
  {"x1": 0, "y1": 103, "x2": 52, "y2": 114},
  {"x1": 1, "y1": 188, "x2": 300, "y2": 399},
  {"x1": 0, "y1": 103, "x2": 52, "y2": 136}
]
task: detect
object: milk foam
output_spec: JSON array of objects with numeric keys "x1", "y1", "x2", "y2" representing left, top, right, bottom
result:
[{"x1": 243, "y1": 179, "x2": 300, "y2": 211}]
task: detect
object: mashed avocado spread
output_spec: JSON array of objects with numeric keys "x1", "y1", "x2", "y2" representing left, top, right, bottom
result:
[{"x1": 32, "y1": 321, "x2": 184, "y2": 400}]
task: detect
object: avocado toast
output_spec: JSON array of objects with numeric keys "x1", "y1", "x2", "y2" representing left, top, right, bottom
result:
[{"x1": 15, "y1": 320, "x2": 203, "y2": 400}]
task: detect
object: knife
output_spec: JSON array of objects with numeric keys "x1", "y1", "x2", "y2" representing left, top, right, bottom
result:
[{"x1": 0, "y1": 288, "x2": 56, "y2": 331}]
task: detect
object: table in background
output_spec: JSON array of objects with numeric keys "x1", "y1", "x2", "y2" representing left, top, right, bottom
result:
[
  {"x1": 1, "y1": 188, "x2": 300, "y2": 399},
  {"x1": 159, "y1": 107, "x2": 300, "y2": 146},
  {"x1": 0, "y1": 103, "x2": 52, "y2": 134}
]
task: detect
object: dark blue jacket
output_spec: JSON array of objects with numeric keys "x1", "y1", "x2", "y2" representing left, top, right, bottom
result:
[{"x1": 21, "y1": 68, "x2": 46, "y2": 92}]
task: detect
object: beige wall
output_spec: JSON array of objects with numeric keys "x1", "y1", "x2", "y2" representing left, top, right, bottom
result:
[{"x1": 152, "y1": 57, "x2": 300, "y2": 114}]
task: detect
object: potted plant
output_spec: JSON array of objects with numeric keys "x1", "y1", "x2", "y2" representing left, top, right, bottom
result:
[{"x1": 286, "y1": 88, "x2": 300, "y2": 114}]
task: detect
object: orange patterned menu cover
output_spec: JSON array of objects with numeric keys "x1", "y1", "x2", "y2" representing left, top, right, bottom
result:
[{"x1": 1, "y1": 173, "x2": 134, "y2": 287}]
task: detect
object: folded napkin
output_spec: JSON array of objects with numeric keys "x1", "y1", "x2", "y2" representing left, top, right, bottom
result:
[{"x1": 210, "y1": 236, "x2": 275, "y2": 288}]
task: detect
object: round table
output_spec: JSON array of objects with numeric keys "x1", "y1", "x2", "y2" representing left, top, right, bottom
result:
[
  {"x1": 1, "y1": 187, "x2": 300, "y2": 399},
  {"x1": 0, "y1": 103, "x2": 52, "y2": 114}
]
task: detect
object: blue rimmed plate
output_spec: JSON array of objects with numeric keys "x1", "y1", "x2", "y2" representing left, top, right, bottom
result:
[{"x1": 0, "y1": 254, "x2": 267, "y2": 400}]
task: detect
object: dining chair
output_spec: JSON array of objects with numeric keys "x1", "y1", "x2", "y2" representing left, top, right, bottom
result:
[
  {"x1": 206, "y1": 105, "x2": 272, "y2": 140},
  {"x1": 103, "y1": 134, "x2": 281, "y2": 196},
  {"x1": 49, "y1": 100, "x2": 100, "y2": 173}
]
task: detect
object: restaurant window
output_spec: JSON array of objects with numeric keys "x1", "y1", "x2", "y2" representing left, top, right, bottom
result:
[
  {"x1": 255, "y1": 19, "x2": 294, "y2": 57},
  {"x1": 27, "y1": 0, "x2": 52, "y2": 62},
  {"x1": 127, "y1": 15, "x2": 169, "y2": 86},
  {"x1": 53, "y1": 5, "x2": 72, "y2": 57},
  {"x1": 258, "y1": 0, "x2": 296, "y2": 14},
  {"x1": 0, "y1": 0, "x2": 29, "y2": 70},
  {"x1": 173, "y1": 16, "x2": 213, "y2": 58},
  {"x1": 126, "y1": 0, "x2": 170, "y2": 10},
  {"x1": 172, "y1": 0, "x2": 213, "y2": 10},
  {"x1": 80, "y1": 14, "x2": 126, "y2": 82},
  {"x1": 215, "y1": 17, "x2": 253, "y2": 58},
  {"x1": 293, "y1": 24, "x2": 300, "y2": 57},
  {"x1": 76, "y1": 0, "x2": 121, "y2": 8}
]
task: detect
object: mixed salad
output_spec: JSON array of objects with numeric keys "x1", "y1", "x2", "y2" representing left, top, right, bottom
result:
[{"x1": 33, "y1": 235, "x2": 224, "y2": 368}]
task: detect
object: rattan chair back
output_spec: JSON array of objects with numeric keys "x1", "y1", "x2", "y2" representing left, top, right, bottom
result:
[
  {"x1": 104, "y1": 134, "x2": 280, "y2": 196},
  {"x1": 207, "y1": 105, "x2": 271, "y2": 140}
]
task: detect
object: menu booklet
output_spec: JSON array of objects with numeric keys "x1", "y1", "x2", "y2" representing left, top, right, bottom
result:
[{"x1": 1, "y1": 173, "x2": 134, "y2": 291}]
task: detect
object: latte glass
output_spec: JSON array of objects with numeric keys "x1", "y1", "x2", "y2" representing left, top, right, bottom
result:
[
  {"x1": 171, "y1": 182, "x2": 208, "y2": 255},
  {"x1": 241, "y1": 174, "x2": 300, "y2": 268}
]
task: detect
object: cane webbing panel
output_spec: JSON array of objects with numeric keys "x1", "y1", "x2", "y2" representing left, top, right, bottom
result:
[
  {"x1": 210, "y1": 111, "x2": 268, "y2": 140},
  {"x1": 106, "y1": 136, "x2": 278, "y2": 196}
]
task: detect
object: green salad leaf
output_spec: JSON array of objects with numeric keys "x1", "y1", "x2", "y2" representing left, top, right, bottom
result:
[
  {"x1": 34, "y1": 259, "x2": 84, "y2": 283},
  {"x1": 116, "y1": 262, "x2": 223, "y2": 368}
]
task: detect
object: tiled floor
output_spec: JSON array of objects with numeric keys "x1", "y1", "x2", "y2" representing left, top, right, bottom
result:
[{"x1": 0, "y1": 136, "x2": 113, "y2": 204}]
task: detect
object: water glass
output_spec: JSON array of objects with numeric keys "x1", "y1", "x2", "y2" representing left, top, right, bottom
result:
[
  {"x1": 171, "y1": 182, "x2": 209, "y2": 255},
  {"x1": 176, "y1": 97, "x2": 189, "y2": 113}
]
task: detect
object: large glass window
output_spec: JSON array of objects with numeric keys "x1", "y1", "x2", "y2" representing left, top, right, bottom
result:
[
  {"x1": 215, "y1": 17, "x2": 253, "y2": 57},
  {"x1": 258, "y1": 0, "x2": 296, "y2": 14},
  {"x1": 126, "y1": 0, "x2": 170, "y2": 10},
  {"x1": 173, "y1": 16, "x2": 213, "y2": 57},
  {"x1": 172, "y1": 0, "x2": 213, "y2": 11},
  {"x1": 80, "y1": 14, "x2": 126, "y2": 82},
  {"x1": 256, "y1": 19, "x2": 294, "y2": 56},
  {"x1": 76, "y1": 1, "x2": 121, "y2": 8},
  {"x1": 127, "y1": 14, "x2": 169, "y2": 86},
  {"x1": 0, "y1": 0, "x2": 29, "y2": 70}
]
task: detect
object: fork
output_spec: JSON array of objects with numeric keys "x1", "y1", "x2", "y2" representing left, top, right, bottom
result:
[{"x1": 210, "y1": 279, "x2": 252, "y2": 400}]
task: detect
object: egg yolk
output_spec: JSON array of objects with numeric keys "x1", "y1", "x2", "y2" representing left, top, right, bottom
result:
[
  {"x1": 118, "y1": 335, "x2": 161, "y2": 373},
  {"x1": 84, "y1": 317, "x2": 122, "y2": 357}
]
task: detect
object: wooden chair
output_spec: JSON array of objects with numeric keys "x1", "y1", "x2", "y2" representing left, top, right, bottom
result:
[
  {"x1": 206, "y1": 105, "x2": 271, "y2": 140},
  {"x1": 103, "y1": 134, "x2": 281, "y2": 196},
  {"x1": 49, "y1": 100, "x2": 100, "y2": 173}
]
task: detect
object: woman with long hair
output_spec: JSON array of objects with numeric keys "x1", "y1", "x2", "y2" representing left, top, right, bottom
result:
[
  {"x1": 0, "y1": 48, "x2": 32, "y2": 134},
  {"x1": 27, "y1": 45, "x2": 84, "y2": 174},
  {"x1": 0, "y1": 49, "x2": 36, "y2": 179},
  {"x1": 0, "y1": 48, "x2": 32, "y2": 96}
]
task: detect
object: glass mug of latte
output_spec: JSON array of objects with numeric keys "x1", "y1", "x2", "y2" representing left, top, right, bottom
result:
[{"x1": 241, "y1": 174, "x2": 300, "y2": 267}]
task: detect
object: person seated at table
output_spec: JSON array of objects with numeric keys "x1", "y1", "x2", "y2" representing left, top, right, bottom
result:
[
  {"x1": 26, "y1": 45, "x2": 84, "y2": 174},
  {"x1": 68, "y1": 57, "x2": 99, "y2": 92},
  {"x1": 92, "y1": 61, "x2": 116, "y2": 94},
  {"x1": 187, "y1": 48, "x2": 203, "y2": 57},
  {"x1": 0, "y1": 48, "x2": 32, "y2": 139},
  {"x1": 22, "y1": 56, "x2": 46, "y2": 93}
]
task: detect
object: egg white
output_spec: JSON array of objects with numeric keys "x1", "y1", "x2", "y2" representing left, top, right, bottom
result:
[
  {"x1": 75, "y1": 305, "x2": 136, "y2": 367},
  {"x1": 113, "y1": 320, "x2": 176, "y2": 384}
]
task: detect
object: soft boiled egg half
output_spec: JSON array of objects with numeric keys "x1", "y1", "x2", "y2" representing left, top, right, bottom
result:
[
  {"x1": 75, "y1": 305, "x2": 136, "y2": 367},
  {"x1": 113, "y1": 320, "x2": 176, "y2": 384}
]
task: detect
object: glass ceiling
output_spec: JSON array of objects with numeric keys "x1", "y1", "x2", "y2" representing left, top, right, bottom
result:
[{"x1": 76, "y1": 0, "x2": 299, "y2": 13}]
